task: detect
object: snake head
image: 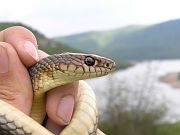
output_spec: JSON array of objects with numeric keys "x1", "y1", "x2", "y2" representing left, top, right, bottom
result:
[
  {"x1": 53, "y1": 53, "x2": 116, "y2": 78},
  {"x1": 29, "y1": 53, "x2": 116, "y2": 88}
]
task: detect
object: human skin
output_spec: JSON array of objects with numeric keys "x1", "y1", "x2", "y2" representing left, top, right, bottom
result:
[{"x1": 0, "y1": 26, "x2": 105, "y2": 135}]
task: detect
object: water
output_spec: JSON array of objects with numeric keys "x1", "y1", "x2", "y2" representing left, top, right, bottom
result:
[{"x1": 87, "y1": 60, "x2": 180, "y2": 122}]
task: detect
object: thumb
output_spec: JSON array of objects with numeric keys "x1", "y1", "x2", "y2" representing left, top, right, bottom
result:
[
  {"x1": 0, "y1": 26, "x2": 39, "y2": 66},
  {"x1": 0, "y1": 42, "x2": 33, "y2": 114}
]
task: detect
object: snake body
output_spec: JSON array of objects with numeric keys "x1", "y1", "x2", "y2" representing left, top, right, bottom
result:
[{"x1": 0, "y1": 53, "x2": 115, "y2": 135}]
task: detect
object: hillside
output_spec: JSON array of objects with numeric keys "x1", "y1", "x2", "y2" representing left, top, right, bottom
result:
[
  {"x1": 0, "y1": 22, "x2": 78, "y2": 54},
  {"x1": 55, "y1": 25, "x2": 145, "y2": 57},
  {"x1": 54, "y1": 19, "x2": 180, "y2": 60}
]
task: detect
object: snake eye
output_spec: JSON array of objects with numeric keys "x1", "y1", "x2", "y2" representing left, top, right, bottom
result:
[{"x1": 85, "y1": 56, "x2": 95, "y2": 66}]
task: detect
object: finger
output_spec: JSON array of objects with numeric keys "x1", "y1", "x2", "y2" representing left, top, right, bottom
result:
[
  {"x1": 38, "y1": 49, "x2": 49, "y2": 59},
  {"x1": 46, "y1": 81, "x2": 99, "y2": 134},
  {"x1": 45, "y1": 119, "x2": 64, "y2": 135},
  {"x1": 0, "y1": 42, "x2": 32, "y2": 114},
  {"x1": 0, "y1": 26, "x2": 39, "y2": 66},
  {"x1": 46, "y1": 82, "x2": 78, "y2": 126}
]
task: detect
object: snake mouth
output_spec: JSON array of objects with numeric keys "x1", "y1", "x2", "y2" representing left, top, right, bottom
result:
[{"x1": 111, "y1": 61, "x2": 116, "y2": 71}]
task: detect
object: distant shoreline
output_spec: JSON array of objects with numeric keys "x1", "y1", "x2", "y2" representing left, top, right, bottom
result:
[{"x1": 160, "y1": 72, "x2": 180, "y2": 88}]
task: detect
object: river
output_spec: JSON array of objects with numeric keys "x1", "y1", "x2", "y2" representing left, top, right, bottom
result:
[{"x1": 87, "y1": 60, "x2": 180, "y2": 122}]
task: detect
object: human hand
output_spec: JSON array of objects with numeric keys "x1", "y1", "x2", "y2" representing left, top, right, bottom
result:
[{"x1": 0, "y1": 26, "x2": 105, "y2": 135}]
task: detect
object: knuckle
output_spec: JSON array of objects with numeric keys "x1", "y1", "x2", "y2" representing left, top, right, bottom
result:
[{"x1": 0, "y1": 85, "x2": 17, "y2": 101}]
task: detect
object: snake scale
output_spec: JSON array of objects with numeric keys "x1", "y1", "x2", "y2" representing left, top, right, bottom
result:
[{"x1": 0, "y1": 53, "x2": 115, "y2": 135}]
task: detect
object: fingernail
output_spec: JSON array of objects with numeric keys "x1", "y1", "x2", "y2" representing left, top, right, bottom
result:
[
  {"x1": 0, "y1": 45, "x2": 9, "y2": 73},
  {"x1": 57, "y1": 95, "x2": 74, "y2": 125},
  {"x1": 23, "y1": 41, "x2": 39, "y2": 61}
]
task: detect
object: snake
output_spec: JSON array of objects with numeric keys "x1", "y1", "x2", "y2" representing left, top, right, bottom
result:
[{"x1": 0, "y1": 52, "x2": 115, "y2": 135}]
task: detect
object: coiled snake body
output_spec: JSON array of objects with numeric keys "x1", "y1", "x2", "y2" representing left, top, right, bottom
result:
[{"x1": 0, "y1": 53, "x2": 115, "y2": 135}]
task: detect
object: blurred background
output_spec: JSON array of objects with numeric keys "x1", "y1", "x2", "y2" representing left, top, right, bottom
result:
[{"x1": 1, "y1": 0, "x2": 180, "y2": 134}]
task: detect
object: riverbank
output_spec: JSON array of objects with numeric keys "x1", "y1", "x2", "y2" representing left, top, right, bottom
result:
[{"x1": 160, "y1": 72, "x2": 180, "y2": 88}]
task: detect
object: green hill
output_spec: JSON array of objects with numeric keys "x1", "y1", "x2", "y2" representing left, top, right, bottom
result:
[
  {"x1": 55, "y1": 25, "x2": 145, "y2": 57},
  {"x1": 0, "y1": 22, "x2": 78, "y2": 54},
  {"x1": 54, "y1": 19, "x2": 180, "y2": 60}
]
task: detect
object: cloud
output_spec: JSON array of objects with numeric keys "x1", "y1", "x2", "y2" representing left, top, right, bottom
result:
[
  {"x1": 0, "y1": 0, "x2": 180, "y2": 37},
  {"x1": 0, "y1": 0, "x2": 38, "y2": 20}
]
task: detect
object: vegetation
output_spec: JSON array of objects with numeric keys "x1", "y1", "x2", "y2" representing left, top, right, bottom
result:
[
  {"x1": 54, "y1": 19, "x2": 180, "y2": 60},
  {"x1": 97, "y1": 66, "x2": 180, "y2": 135},
  {"x1": 100, "y1": 122, "x2": 180, "y2": 135}
]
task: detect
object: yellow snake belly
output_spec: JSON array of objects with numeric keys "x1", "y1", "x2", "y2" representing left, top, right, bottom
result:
[{"x1": 0, "y1": 53, "x2": 116, "y2": 135}]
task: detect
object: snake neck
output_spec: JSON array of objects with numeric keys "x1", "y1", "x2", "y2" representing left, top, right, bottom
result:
[
  {"x1": 31, "y1": 71, "x2": 76, "y2": 93},
  {"x1": 30, "y1": 71, "x2": 77, "y2": 123},
  {"x1": 30, "y1": 93, "x2": 46, "y2": 124}
]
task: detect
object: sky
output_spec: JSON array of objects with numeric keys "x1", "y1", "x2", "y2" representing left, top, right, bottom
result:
[{"x1": 1, "y1": 0, "x2": 180, "y2": 37}]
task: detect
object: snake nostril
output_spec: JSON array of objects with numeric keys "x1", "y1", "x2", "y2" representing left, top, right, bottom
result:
[{"x1": 84, "y1": 56, "x2": 95, "y2": 66}]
